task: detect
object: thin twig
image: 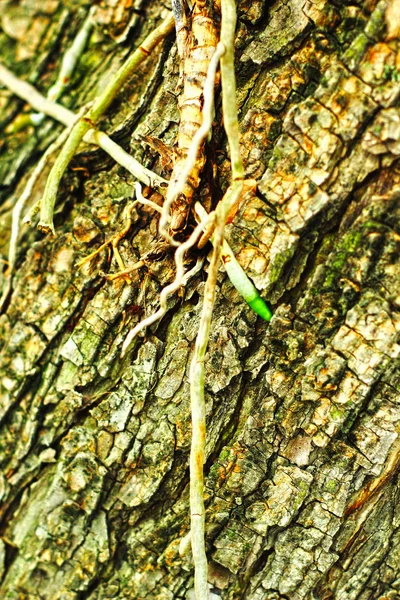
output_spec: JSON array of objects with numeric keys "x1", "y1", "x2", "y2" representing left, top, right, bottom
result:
[
  {"x1": 107, "y1": 184, "x2": 163, "y2": 282},
  {"x1": 75, "y1": 238, "x2": 113, "y2": 268},
  {"x1": 111, "y1": 199, "x2": 141, "y2": 283}
]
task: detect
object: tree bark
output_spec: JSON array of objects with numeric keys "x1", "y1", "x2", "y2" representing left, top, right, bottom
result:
[{"x1": 0, "y1": 1, "x2": 400, "y2": 599}]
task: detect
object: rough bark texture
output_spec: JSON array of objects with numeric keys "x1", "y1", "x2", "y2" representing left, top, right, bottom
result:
[{"x1": 0, "y1": 1, "x2": 400, "y2": 599}]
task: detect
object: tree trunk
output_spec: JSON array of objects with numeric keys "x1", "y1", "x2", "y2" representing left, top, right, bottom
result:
[{"x1": 0, "y1": 1, "x2": 400, "y2": 599}]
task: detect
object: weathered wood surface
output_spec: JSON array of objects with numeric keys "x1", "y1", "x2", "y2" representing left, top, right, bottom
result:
[{"x1": 0, "y1": 1, "x2": 399, "y2": 598}]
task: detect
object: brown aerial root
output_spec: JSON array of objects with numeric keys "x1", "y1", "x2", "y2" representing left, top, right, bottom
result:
[{"x1": 166, "y1": 0, "x2": 220, "y2": 236}]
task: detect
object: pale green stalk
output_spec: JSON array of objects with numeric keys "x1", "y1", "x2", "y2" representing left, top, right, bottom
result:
[
  {"x1": 39, "y1": 120, "x2": 89, "y2": 233},
  {"x1": 187, "y1": 4, "x2": 245, "y2": 598},
  {"x1": 189, "y1": 213, "x2": 224, "y2": 600},
  {"x1": 220, "y1": 0, "x2": 244, "y2": 182},
  {"x1": 195, "y1": 203, "x2": 272, "y2": 321}
]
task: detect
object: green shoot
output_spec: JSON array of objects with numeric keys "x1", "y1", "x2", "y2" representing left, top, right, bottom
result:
[{"x1": 195, "y1": 203, "x2": 272, "y2": 321}]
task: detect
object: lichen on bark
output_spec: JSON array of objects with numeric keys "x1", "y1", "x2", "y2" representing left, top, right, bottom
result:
[{"x1": 0, "y1": 0, "x2": 400, "y2": 599}]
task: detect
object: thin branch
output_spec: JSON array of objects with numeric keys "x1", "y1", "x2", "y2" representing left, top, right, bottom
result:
[
  {"x1": 107, "y1": 184, "x2": 163, "y2": 283},
  {"x1": 111, "y1": 199, "x2": 141, "y2": 283}
]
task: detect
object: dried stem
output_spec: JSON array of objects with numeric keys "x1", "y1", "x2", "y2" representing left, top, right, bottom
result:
[{"x1": 119, "y1": 23, "x2": 225, "y2": 357}]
